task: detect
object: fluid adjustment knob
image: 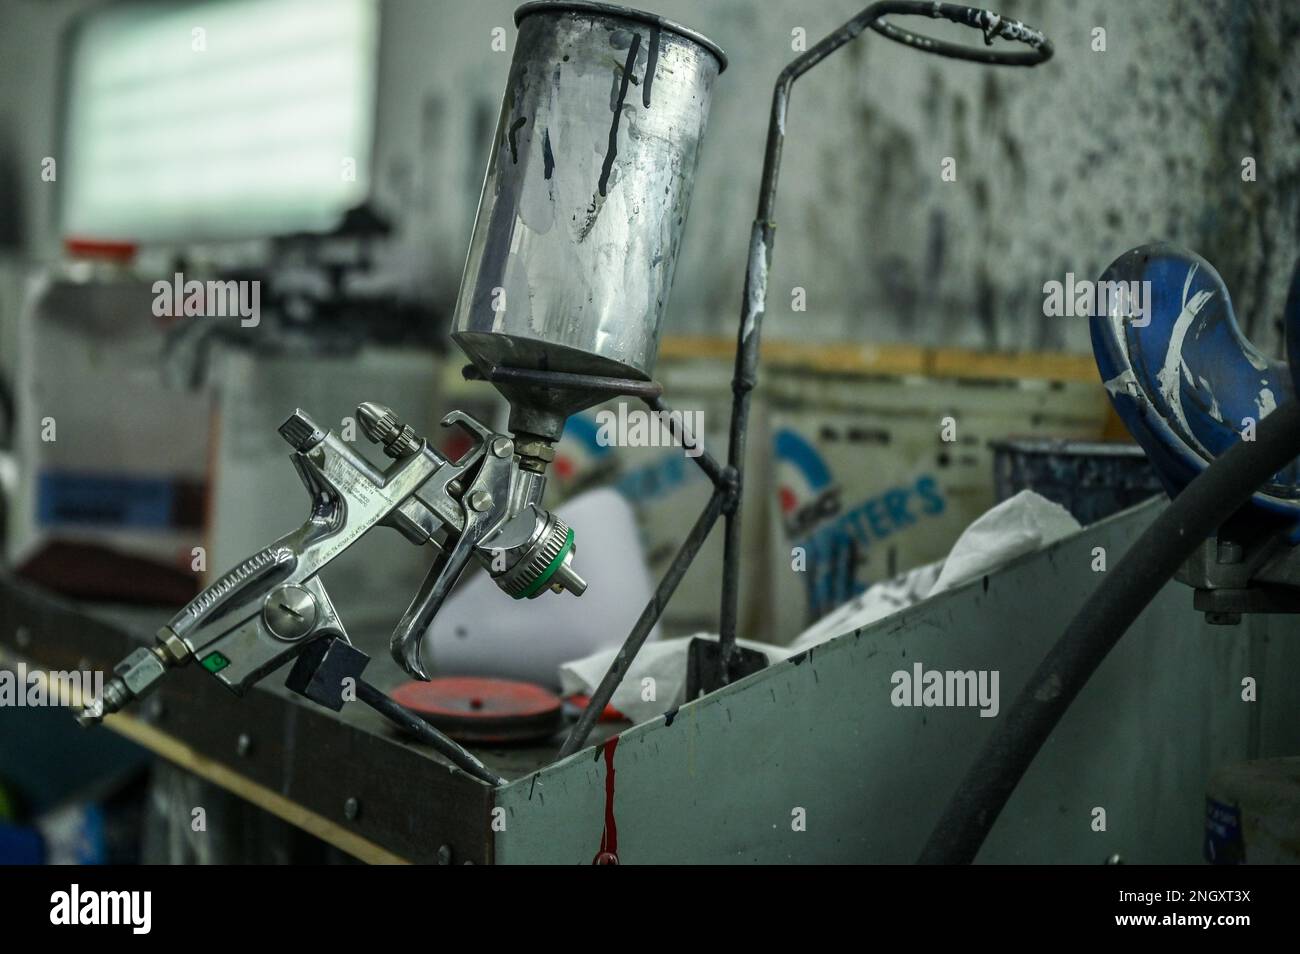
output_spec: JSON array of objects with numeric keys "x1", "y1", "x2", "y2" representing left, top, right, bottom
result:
[{"x1": 357, "y1": 402, "x2": 421, "y2": 459}]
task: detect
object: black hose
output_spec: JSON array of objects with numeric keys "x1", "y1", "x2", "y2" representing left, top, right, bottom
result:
[
  {"x1": 919, "y1": 399, "x2": 1300, "y2": 864},
  {"x1": 357, "y1": 679, "x2": 504, "y2": 787},
  {"x1": 0, "y1": 368, "x2": 13, "y2": 447}
]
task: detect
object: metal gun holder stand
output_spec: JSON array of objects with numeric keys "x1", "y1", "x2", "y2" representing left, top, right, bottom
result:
[{"x1": 78, "y1": 3, "x2": 1052, "y2": 781}]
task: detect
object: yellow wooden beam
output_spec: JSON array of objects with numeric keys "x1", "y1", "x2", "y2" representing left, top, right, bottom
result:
[
  {"x1": 925, "y1": 347, "x2": 1099, "y2": 383},
  {"x1": 105, "y1": 714, "x2": 410, "y2": 865},
  {"x1": 658, "y1": 335, "x2": 1100, "y2": 383}
]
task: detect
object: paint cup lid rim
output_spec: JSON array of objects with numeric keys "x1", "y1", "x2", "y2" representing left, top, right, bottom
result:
[{"x1": 514, "y1": 1, "x2": 727, "y2": 72}]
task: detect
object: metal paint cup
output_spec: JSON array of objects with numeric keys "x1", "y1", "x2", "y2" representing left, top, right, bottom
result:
[{"x1": 452, "y1": 1, "x2": 725, "y2": 418}]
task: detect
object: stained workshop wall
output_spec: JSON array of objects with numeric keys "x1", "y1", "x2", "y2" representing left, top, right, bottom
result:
[
  {"x1": 2, "y1": 0, "x2": 1297, "y2": 358},
  {"x1": 372, "y1": 0, "x2": 1300, "y2": 356}
]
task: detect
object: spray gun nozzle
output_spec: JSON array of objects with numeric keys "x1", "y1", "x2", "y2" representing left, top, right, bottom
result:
[{"x1": 549, "y1": 557, "x2": 587, "y2": 597}]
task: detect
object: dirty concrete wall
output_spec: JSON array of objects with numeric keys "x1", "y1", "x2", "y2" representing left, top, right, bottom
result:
[
  {"x1": 374, "y1": 0, "x2": 1300, "y2": 357},
  {"x1": 2, "y1": 0, "x2": 1298, "y2": 358}
]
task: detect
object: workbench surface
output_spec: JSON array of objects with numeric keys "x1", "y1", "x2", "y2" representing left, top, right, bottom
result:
[{"x1": 0, "y1": 572, "x2": 616, "y2": 864}]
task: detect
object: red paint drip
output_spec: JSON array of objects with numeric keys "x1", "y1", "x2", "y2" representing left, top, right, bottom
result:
[{"x1": 592, "y1": 736, "x2": 619, "y2": 865}]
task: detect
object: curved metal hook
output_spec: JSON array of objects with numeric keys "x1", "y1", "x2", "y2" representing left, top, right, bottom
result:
[{"x1": 718, "y1": 0, "x2": 1054, "y2": 652}]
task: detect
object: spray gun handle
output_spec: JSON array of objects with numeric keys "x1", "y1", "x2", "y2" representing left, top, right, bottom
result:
[{"x1": 76, "y1": 546, "x2": 355, "y2": 726}]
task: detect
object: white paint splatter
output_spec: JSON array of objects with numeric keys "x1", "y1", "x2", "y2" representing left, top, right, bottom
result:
[
  {"x1": 741, "y1": 224, "x2": 768, "y2": 341},
  {"x1": 1198, "y1": 377, "x2": 1223, "y2": 422},
  {"x1": 1156, "y1": 263, "x2": 1214, "y2": 442},
  {"x1": 1243, "y1": 345, "x2": 1270, "y2": 372},
  {"x1": 1103, "y1": 368, "x2": 1139, "y2": 398}
]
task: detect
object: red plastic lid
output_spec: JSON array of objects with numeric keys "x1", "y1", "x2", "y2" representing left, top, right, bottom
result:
[
  {"x1": 566, "y1": 694, "x2": 626, "y2": 722},
  {"x1": 391, "y1": 677, "x2": 563, "y2": 744},
  {"x1": 63, "y1": 237, "x2": 138, "y2": 263}
]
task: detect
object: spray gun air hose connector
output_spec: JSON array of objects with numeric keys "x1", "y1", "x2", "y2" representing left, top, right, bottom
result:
[{"x1": 76, "y1": 628, "x2": 190, "y2": 727}]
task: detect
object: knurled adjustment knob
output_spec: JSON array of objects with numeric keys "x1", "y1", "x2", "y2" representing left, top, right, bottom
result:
[
  {"x1": 357, "y1": 402, "x2": 421, "y2": 459},
  {"x1": 494, "y1": 515, "x2": 586, "y2": 600},
  {"x1": 279, "y1": 411, "x2": 326, "y2": 452}
]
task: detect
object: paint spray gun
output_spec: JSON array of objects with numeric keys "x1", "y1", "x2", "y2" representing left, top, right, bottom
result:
[
  {"x1": 77, "y1": 401, "x2": 586, "y2": 728},
  {"x1": 76, "y1": 2, "x2": 723, "y2": 734}
]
